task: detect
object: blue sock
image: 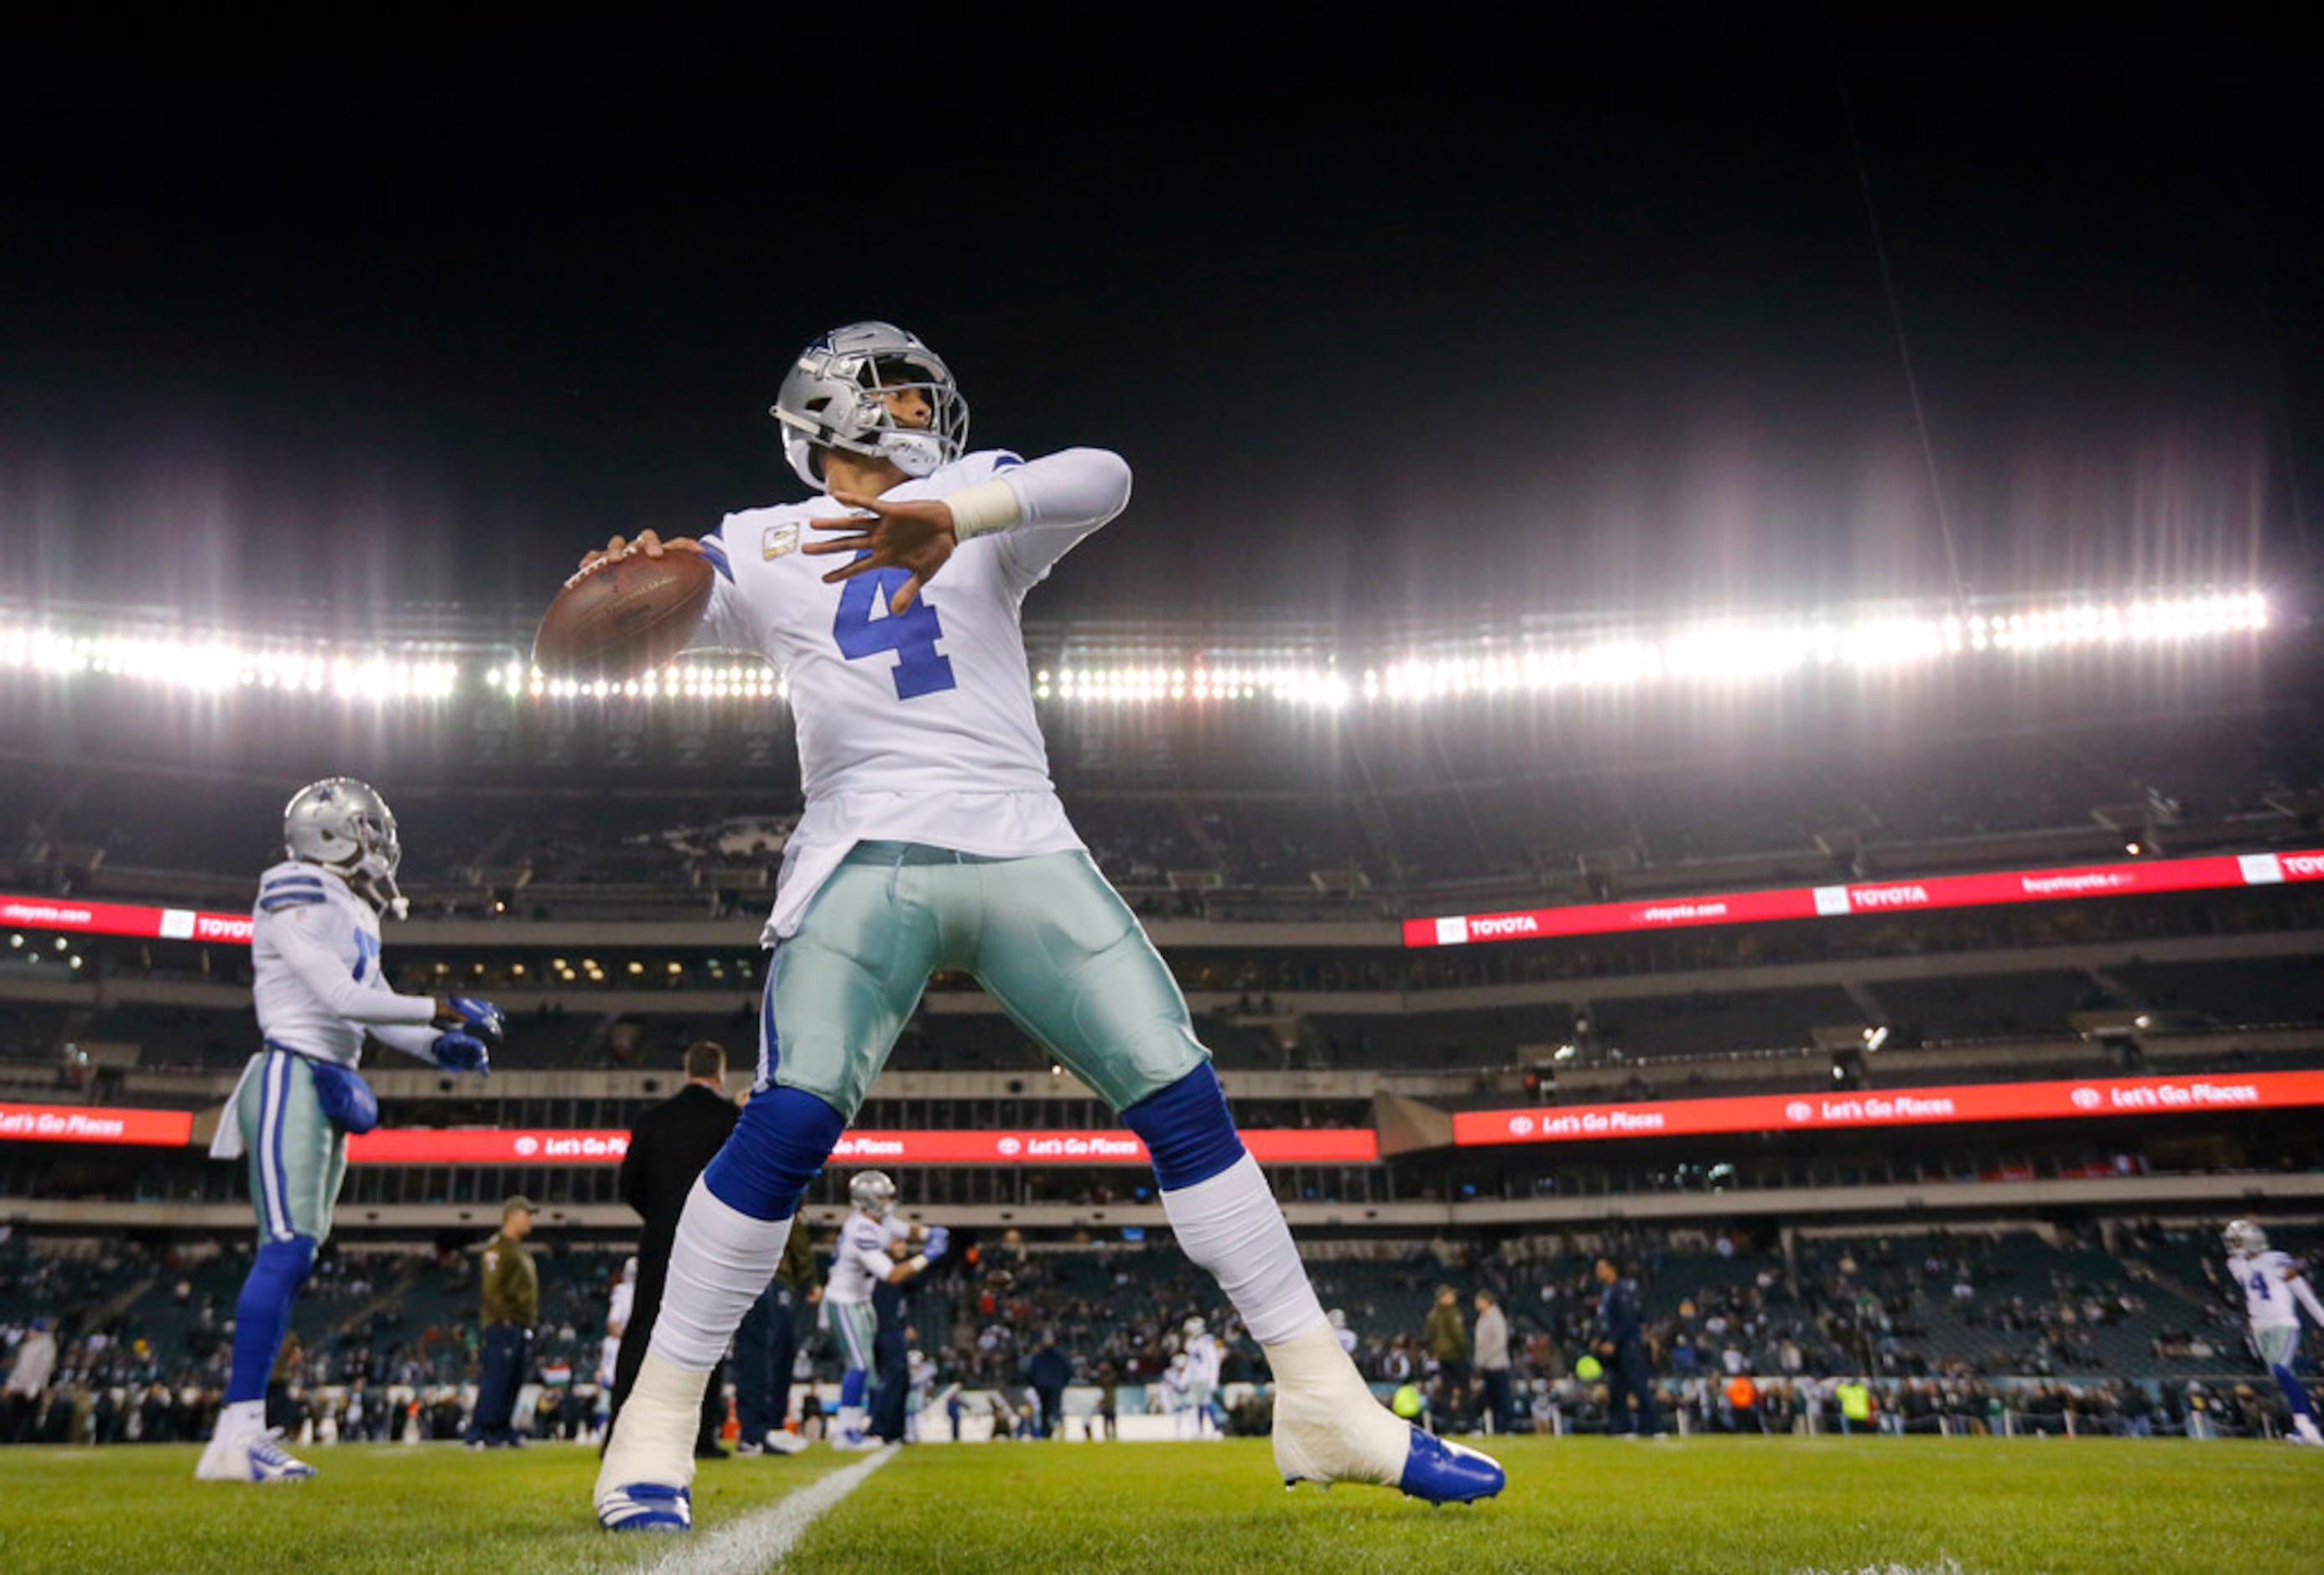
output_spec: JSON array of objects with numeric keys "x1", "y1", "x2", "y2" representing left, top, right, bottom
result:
[
  {"x1": 1120, "y1": 1063, "x2": 1245, "y2": 1191},
  {"x1": 2272, "y1": 1364, "x2": 2316, "y2": 1420},
  {"x1": 704, "y1": 1084, "x2": 846, "y2": 1221},
  {"x1": 840, "y1": 1369, "x2": 867, "y2": 1411},
  {"x1": 226, "y1": 1236, "x2": 316, "y2": 1406}
]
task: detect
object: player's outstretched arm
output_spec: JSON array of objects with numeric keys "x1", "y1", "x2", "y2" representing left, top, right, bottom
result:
[
  {"x1": 959, "y1": 447, "x2": 1132, "y2": 589},
  {"x1": 2290, "y1": 1271, "x2": 2324, "y2": 1329},
  {"x1": 268, "y1": 906, "x2": 438, "y2": 1028},
  {"x1": 806, "y1": 448, "x2": 1133, "y2": 610}
]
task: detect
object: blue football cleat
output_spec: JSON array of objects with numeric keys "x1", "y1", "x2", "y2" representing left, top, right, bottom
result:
[
  {"x1": 598, "y1": 1482, "x2": 692, "y2": 1532},
  {"x1": 1396, "y1": 1428, "x2": 1506, "y2": 1504}
]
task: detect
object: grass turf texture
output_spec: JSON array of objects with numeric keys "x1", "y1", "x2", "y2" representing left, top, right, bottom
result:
[
  {"x1": 0, "y1": 1437, "x2": 2318, "y2": 1572},
  {"x1": 0, "y1": 1442, "x2": 851, "y2": 1573}
]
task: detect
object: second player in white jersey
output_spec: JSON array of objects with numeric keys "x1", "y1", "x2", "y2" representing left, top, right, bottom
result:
[
  {"x1": 2221, "y1": 1220, "x2": 2324, "y2": 1446},
  {"x1": 818, "y1": 1170, "x2": 947, "y2": 1450},
  {"x1": 197, "y1": 779, "x2": 499, "y2": 1488},
  {"x1": 2228, "y1": 1247, "x2": 2324, "y2": 1332},
  {"x1": 825, "y1": 1208, "x2": 916, "y2": 1305}
]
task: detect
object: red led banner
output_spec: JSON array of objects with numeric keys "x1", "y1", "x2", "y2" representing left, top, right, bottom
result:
[
  {"x1": 0, "y1": 1103, "x2": 195, "y2": 1146},
  {"x1": 7, "y1": 848, "x2": 2318, "y2": 959},
  {"x1": 1450, "y1": 1069, "x2": 2324, "y2": 1149},
  {"x1": 1406, "y1": 848, "x2": 2324, "y2": 949},
  {"x1": 345, "y1": 1127, "x2": 1379, "y2": 1167},
  {"x1": 0, "y1": 895, "x2": 252, "y2": 944}
]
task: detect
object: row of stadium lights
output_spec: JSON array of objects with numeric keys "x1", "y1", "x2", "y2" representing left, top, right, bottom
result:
[
  {"x1": 0, "y1": 630, "x2": 460, "y2": 699},
  {"x1": 0, "y1": 592, "x2": 2270, "y2": 708},
  {"x1": 416, "y1": 957, "x2": 747, "y2": 982}
]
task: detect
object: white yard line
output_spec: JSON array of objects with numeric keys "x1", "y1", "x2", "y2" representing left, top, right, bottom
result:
[{"x1": 647, "y1": 1445, "x2": 899, "y2": 1575}]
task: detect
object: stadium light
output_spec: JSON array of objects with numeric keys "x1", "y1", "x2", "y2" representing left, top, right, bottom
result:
[{"x1": 1, "y1": 588, "x2": 2274, "y2": 714}]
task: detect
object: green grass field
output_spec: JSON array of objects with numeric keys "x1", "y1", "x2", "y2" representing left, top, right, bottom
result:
[{"x1": 0, "y1": 1436, "x2": 2316, "y2": 1574}]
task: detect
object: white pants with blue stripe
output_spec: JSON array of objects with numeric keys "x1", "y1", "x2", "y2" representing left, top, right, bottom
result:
[
  {"x1": 821, "y1": 1298, "x2": 878, "y2": 1376},
  {"x1": 233, "y1": 1048, "x2": 349, "y2": 1244}
]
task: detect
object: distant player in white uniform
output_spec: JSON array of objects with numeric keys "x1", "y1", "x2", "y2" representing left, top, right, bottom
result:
[
  {"x1": 819, "y1": 1170, "x2": 944, "y2": 1448},
  {"x1": 195, "y1": 779, "x2": 501, "y2": 1484},
  {"x1": 1329, "y1": 1308, "x2": 1360, "y2": 1358},
  {"x1": 1161, "y1": 1353, "x2": 1198, "y2": 1437},
  {"x1": 597, "y1": 1257, "x2": 638, "y2": 1439},
  {"x1": 1182, "y1": 1317, "x2": 1224, "y2": 1437},
  {"x1": 2223, "y1": 1220, "x2": 2324, "y2": 1444},
  {"x1": 590, "y1": 322, "x2": 1502, "y2": 1531},
  {"x1": 905, "y1": 1348, "x2": 936, "y2": 1442}
]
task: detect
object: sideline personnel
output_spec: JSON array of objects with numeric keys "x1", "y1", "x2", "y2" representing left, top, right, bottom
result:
[{"x1": 467, "y1": 1195, "x2": 538, "y2": 1447}]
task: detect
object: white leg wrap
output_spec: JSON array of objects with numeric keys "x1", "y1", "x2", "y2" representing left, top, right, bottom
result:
[
  {"x1": 648, "y1": 1179, "x2": 794, "y2": 1370},
  {"x1": 1265, "y1": 1322, "x2": 1411, "y2": 1487},
  {"x1": 1162, "y1": 1153, "x2": 1323, "y2": 1346}
]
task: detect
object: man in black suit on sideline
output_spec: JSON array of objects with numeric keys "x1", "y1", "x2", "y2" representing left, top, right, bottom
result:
[{"x1": 607, "y1": 1040, "x2": 739, "y2": 1454}]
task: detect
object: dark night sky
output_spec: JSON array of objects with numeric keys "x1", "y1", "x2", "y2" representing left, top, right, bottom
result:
[{"x1": 1, "y1": 17, "x2": 2312, "y2": 627}]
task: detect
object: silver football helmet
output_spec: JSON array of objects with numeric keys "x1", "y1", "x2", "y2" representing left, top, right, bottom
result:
[
  {"x1": 849, "y1": 1170, "x2": 898, "y2": 1214},
  {"x1": 2223, "y1": 1219, "x2": 2269, "y2": 1255},
  {"x1": 772, "y1": 321, "x2": 968, "y2": 489},
  {"x1": 283, "y1": 777, "x2": 406, "y2": 919}
]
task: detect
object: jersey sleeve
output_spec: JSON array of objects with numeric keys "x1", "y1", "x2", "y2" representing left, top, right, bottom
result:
[
  {"x1": 850, "y1": 1225, "x2": 900, "y2": 1281},
  {"x1": 263, "y1": 903, "x2": 437, "y2": 1027},
  {"x1": 684, "y1": 528, "x2": 758, "y2": 652},
  {"x1": 971, "y1": 448, "x2": 1133, "y2": 595},
  {"x1": 367, "y1": 1021, "x2": 445, "y2": 1062}
]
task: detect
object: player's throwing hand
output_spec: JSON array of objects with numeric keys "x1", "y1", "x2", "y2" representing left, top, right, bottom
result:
[{"x1": 804, "y1": 490, "x2": 958, "y2": 613}]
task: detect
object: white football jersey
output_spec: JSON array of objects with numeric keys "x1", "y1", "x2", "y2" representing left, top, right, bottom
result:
[
  {"x1": 2229, "y1": 1250, "x2": 2307, "y2": 1332},
  {"x1": 607, "y1": 1276, "x2": 635, "y2": 1335},
  {"x1": 693, "y1": 447, "x2": 1128, "y2": 939},
  {"x1": 249, "y1": 860, "x2": 437, "y2": 1068},
  {"x1": 824, "y1": 1208, "x2": 912, "y2": 1306},
  {"x1": 1184, "y1": 1332, "x2": 1222, "y2": 1387}
]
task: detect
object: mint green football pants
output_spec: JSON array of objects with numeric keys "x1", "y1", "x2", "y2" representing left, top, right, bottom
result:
[
  {"x1": 236, "y1": 1047, "x2": 349, "y2": 1245},
  {"x1": 762, "y1": 842, "x2": 1208, "y2": 1117}
]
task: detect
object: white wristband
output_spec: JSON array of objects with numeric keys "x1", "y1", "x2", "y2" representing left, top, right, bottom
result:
[
  {"x1": 944, "y1": 478, "x2": 1022, "y2": 540},
  {"x1": 908, "y1": 1255, "x2": 930, "y2": 1276}
]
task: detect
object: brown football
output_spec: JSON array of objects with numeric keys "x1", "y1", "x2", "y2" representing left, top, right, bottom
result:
[{"x1": 533, "y1": 548, "x2": 716, "y2": 677}]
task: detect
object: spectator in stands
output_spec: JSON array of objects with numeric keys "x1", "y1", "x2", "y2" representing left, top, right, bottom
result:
[
  {"x1": 1474, "y1": 1291, "x2": 1514, "y2": 1435},
  {"x1": 609, "y1": 1040, "x2": 739, "y2": 1456}
]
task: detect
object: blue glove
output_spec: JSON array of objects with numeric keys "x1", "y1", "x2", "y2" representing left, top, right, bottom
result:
[
  {"x1": 445, "y1": 995, "x2": 505, "y2": 1046},
  {"x1": 923, "y1": 1225, "x2": 949, "y2": 1262},
  {"x1": 430, "y1": 1031, "x2": 491, "y2": 1076}
]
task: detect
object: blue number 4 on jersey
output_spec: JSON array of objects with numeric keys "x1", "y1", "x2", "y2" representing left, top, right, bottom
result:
[{"x1": 831, "y1": 561, "x2": 957, "y2": 700}]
